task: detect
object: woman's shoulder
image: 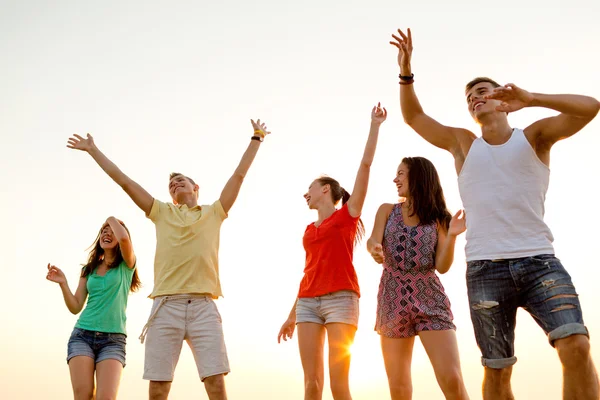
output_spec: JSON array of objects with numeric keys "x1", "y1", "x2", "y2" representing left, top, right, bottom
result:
[{"x1": 377, "y1": 203, "x2": 398, "y2": 218}]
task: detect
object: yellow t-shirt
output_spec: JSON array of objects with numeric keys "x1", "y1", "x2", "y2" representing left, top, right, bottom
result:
[{"x1": 148, "y1": 199, "x2": 227, "y2": 298}]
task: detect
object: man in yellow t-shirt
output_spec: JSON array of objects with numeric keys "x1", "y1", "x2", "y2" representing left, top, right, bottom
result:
[{"x1": 67, "y1": 119, "x2": 271, "y2": 400}]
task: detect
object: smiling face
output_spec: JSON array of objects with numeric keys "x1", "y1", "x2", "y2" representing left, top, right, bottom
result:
[
  {"x1": 466, "y1": 82, "x2": 500, "y2": 120},
  {"x1": 99, "y1": 224, "x2": 118, "y2": 251},
  {"x1": 393, "y1": 163, "x2": 410, "y2": 198},
  {"x1": 465, "y1": 77, "x2": 503, "y2": 124},
  {"x1": 168, "y1": 173, "x2": 198, "y2": 204},
  {"x1": 303, "y1": 180, "x2": 328, "y2": 210}
]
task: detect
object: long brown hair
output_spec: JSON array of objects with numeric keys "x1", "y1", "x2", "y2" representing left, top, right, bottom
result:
[
  {"x1": 81, "y1": 221, "x2": 141, "y2": 292},
  {"x1": 315, "y1": 176, "x2": 365, "y2": 242},
  {"x1": 401, "y1": 157, "x2": 452, "y2": 229}
]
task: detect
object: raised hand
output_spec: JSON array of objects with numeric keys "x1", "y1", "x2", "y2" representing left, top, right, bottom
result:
[
  {"x1": 277, "y1": 317, "x2": 296, "y2": 343},
  {"x1": 484, "y1": 83, "x2": 534, "y2": 113},
  {"x1": 46, "y1": 263, "x2": 66, "y2": 284},
  {"x1": 448, "y1": 210, "x2": 467, "y2": 237},
  {"x1": 67, "y1": 133, "x2": 96, "y2": 152},
  {"x1": 390, "y1": 28, "x2": 413, "y2": 73},
  {"x1": 251, "y1": 119, "x2": 271, "y2": 139},
  {"x1": 371, "y1": 102, "x2": 388, "y2": 125}
]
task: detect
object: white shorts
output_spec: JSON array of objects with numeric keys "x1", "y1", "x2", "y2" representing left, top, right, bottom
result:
[{"x1": 142, "y1": 295, "x2": 230, "y2": 381}]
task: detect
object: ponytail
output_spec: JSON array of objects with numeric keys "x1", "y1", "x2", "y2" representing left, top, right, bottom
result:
[
  {"x1": 341, "y1": 188, "x2": 351, "y2": 206},
  {"x1": 316, "y1": 176, "x2": 365, "y2": 244}
]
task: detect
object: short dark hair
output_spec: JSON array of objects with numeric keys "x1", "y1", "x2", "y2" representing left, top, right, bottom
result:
[
  {"x1": 169, "y1": 172, "x2": 196, "y2": 186},
  {"x1": 465, "y1": 77, "x2": 501, "y2": 94}
]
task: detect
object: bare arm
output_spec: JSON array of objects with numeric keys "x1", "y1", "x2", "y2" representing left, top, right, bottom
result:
[
  {"x1": 366, "y1": 203, "x2": 394, "y2": 264},
  {"x1": 105, "y1": 217, "x2": 136, "y2": 268},
  {"x1": 219, "y1": 120, "x2": 270, "y2": 214},
  {"x1": 487, "y1": 85, "x2": 600, "y2": 145},
  {"x1": 46, "y1": 264, "x2": 88, "y2": 314},
  {"x1": 67, "y1": 134, "x2": 154, "y2": 215},
  {"x1": 347, "y1": 104, "x2": 387, "y2": 218},
  {"x1": 286, "y1": 299, "x2": 298, "y2": 320},
  {"x1": 391, "y1": 28, "x2": 472, "y2": 153},
  {"x1": 277, "y1": 298, "x2": 298, "y2": 343},
  {"x1": 434, "y1": 210, "x2": 466, "y2": 274}
]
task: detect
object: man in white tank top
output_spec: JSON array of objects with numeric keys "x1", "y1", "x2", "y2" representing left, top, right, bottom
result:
[{"x1": 391, "y1": 28, "x2": 600, "y2": 399}]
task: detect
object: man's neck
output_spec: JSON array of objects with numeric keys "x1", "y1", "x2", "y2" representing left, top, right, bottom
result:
[
  {"x1": 176, "y1": 195, "x2": 198, "y2": 208},
  {"x1": 480, "y1": 117, "x2": 513, "y2": 145}
]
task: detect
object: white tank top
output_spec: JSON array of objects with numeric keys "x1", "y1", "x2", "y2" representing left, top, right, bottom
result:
[{"x1": 458, "y1": 128, "x2": 555, "y2": 261}]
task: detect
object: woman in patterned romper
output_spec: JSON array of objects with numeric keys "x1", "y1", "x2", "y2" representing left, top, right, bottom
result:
[{"x1": 367, "y1": 157, "x2": 470, "y2": 400}]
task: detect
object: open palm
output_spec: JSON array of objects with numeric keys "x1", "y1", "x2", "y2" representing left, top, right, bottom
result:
[
  {"x1": 67, "y1": 133, "x2": 95, "y2": 152},
  {"x1": 251, "y1": 119, "x2": 271, "y2": 138},
  {"x1": 390, "y1": 28, "x2": 413, "y2": 70},
  {"x1": 448, "y1": 210, "x2": 466, "y2": 237},
  {"x1": 485, "y1": 83, "x2": 534, "y2": 113},
  {"x1": 46, "y1": 263, "x2": 66, "y2": 284}
]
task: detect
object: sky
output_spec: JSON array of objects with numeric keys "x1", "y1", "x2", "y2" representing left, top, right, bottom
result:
[{"x1": 1, "y1": 0, "x2": 599, "y2": 399}]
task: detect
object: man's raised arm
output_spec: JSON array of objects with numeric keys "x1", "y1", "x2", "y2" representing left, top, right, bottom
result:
[
  {"x1": 391, "y1": 28, "x2": 472, "y2": 154},
  {"x1": 486, "y1": 84, "x2": 600, "y2": 146},
  {"x1": 219, "y1": 120, "x2": 270, "y2": 214},
  {"x1": 67, "y1": 133, "x2": 154, "y2": 215}
]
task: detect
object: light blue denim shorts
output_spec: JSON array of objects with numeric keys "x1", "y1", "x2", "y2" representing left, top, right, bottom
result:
[
  {"x1": 296, "y1": 290, "x2": 359, "y2": 327},
  {"x1": 67, "y1": 328, "x2": 127, "y2": 367}
]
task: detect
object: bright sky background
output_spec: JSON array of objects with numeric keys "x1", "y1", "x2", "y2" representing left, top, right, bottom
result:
[{"x1": 1, "y1": 0, "x2": 599, "y2": 399}]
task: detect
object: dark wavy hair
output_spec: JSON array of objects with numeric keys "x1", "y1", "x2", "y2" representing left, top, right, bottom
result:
[
  {"x1": 81, "y1": 221, "x2": 141, "y2": 292},
  {"x1": 401, "y1": 157, "x2": 452, "y2": 230},
  {"x1": 315, "y1": 176, "x2": 365, "y2": 243}
]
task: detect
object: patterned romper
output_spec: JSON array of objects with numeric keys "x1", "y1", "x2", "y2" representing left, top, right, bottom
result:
[{"x1": 375, "y1": 203, "x2": 455, "y2": 338}]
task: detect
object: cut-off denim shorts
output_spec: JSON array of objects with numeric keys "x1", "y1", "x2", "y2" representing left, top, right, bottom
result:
[
  {"x1": 296, "y1": 290, "x2": 359, "y2": 327},
  {"x1": 466, "y1": 254, "x2": 588, "y2": 369},
  {"x1": 67, "y1": 328, "x2": 127, "y2": 367}
]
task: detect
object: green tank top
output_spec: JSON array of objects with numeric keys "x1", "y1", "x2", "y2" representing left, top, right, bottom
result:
[{"x1": 75, "y1": 261, "x2": 135, "y2": 335}]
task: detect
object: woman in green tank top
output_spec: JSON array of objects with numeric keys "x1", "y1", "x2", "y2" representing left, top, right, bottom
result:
[{"x1": 46, "y1": 217, "x2": 140, "y2": 400}]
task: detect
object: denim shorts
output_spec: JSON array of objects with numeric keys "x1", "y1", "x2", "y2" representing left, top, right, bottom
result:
[
  {"x1": 67, "y1": 328, "x2": 127, "y2": 367},
  {"x1": 296, "y1": 290, "x2": 359, "y2": 327},
  {"x1": 466, "y1": 254, "x2": 588, "y2": 369}
]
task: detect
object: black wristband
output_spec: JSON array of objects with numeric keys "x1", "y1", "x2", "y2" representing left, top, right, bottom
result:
[
  {"x1": 251, "y1": 135, "x2": 263, "y2": 142},
  {"x1": 399, "y1": 73, "x2": 414, "y2": 81}
]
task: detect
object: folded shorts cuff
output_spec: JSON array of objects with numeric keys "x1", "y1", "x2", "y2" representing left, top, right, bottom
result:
[
  {"x1": 548, "y1": 323, "x2": 589, "y2": 347},
  {"x1": 481, "y1": 356, "x2": 517, "y2": 369}
]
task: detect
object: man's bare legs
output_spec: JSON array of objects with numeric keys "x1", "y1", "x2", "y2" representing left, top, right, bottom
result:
[{"x1": 556, "y1": 335, "x2": 599, "y2": 400}]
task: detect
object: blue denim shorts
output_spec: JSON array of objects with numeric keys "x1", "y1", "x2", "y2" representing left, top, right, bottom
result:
[
  {"x1": 296, "y1": 290, "x2": 359, "y2": 327},
  {"x1": 67, "y1": 328, "x2": 127, "y2": 367},
  {"x1": 466, "y1": 254, "x2": 588, "y2": 369}
]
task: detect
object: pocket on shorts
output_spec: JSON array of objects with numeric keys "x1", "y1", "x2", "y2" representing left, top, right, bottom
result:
[
  {"x1": 108, "y1": 333, "x2": 127, "y2": 345},
  {"x1": 70, "y1": 328, "x2": 85, "y2": 338},
  {"x1": 528, "y1": 254, "x2": 558, "y2": 264},
  {"x1": 328, "y1": 290, "x2": 358, "y2": 300},
  {"x1": 209, "y1": 300, "x2": 223, "y2": 323},
  {"x1": 466, "y1": 260, "x2": 489, "y2": 276}
]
